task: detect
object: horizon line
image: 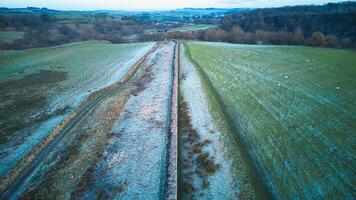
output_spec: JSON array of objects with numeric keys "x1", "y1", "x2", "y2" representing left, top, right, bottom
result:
[{"x1": 0, "y1": 1, "x2": 350, "y2": 12}]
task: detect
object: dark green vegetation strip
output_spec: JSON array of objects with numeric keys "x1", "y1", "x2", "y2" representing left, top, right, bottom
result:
[
  {"x1": 185, "y1": 42, "x2": 356, "y2": 199},
  {"x1": 182, "y1": 42, "x2": 272, "y2": 199},
  {"x1": 0, "y1": 70, "x2": 69, "y2": 144}
]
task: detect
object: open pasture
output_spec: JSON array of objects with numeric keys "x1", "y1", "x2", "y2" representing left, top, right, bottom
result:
[{"x1": 184, "y1": 42, "x2": 356, "y2": 199}]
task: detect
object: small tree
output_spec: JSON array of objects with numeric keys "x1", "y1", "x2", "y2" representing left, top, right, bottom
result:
[
  {"x1": 311, "y1": 31, "x2": 327, "y2": 46},
  {"x1": 204, "y1": 29, "x2": 227, "y2": 42},
  {"x1": 293, "y1": 27, "x2": 305, "y2": 45},
  {"x1": 326, "y1": 35, "x2": 340, "y2": 48},
  {"x1": 228, "y1": 26, "x2": 245, "y2": 43}
]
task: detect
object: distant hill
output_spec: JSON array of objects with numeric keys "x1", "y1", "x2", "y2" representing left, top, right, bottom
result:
[
  {"x1": 0, "y1": 7, "x2": 61, "y2": 14},
  {"x1": 91, "y1": 8, "x2": 243, "y2": 21},
  {"x1": 0, "y1": 7, "x2": 244, "y2": 21}
]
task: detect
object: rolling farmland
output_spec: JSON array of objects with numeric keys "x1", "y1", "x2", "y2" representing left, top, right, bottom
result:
[
  {"x1": 183, "y1": 42, "x2": 356, "y2": 199},
  {"x1": 0, "y1": 1, "x2": 355, "y2": 199},
  {"x1": 0, "y1": 38, "x2": 355, "y2": 200}
]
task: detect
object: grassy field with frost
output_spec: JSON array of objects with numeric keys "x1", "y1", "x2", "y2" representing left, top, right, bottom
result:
[
  {"x1": 184, "y1": 42, "x2": 356, "y2": 199},
  {"x1": 173, "y1": 24, "x2": 217, "y2": 31},
  {"x1": 0, "y1": 41, "x2": 154, "y2": 177}
]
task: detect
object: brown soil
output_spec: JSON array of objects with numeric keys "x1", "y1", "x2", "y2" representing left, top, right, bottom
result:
[{"x1": 179, "y1": 101, "x2": 219, "y2": 197}]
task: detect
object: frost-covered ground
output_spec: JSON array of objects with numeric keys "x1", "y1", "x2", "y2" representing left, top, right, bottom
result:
[
  {"x1": 0, "y1": 41, "x2": 154, "y2": 177},
  {"x1": 49, "y1": 42, "x2": 155, "y2": 109},
  {"x1": 184, "y1": 41, "x2": 356, "y2": 199},
  {"x1": 179, "y1": 45, "x2": 266, "y2": 199},
  {"x1": 88, "y1": 42, "x2": 174, "y2": 199}
]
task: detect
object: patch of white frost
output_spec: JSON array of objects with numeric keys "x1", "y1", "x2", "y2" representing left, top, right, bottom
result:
[{"x1": 0, "y1": 115, "x2": 65, "y2": 176}]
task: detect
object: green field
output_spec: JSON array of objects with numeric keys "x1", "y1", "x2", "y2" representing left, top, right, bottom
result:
[
  {"x1": 0, "y1": 31, "x2": 24, "y2": 43},
  {"x1": 183, "y1": 42, "x2": 356, "y2": 199},
  {"x1": 173, "y1": 24, "x2": 217, "y2": 31},
  {"x1": 0, "y1": 41, "x2": 152, "y2": 82}
]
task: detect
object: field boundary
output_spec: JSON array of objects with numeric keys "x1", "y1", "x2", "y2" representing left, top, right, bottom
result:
[
  {"x1": 164, "y1": 40, "x2": 179, "y2": 200},
  {"x1": 182, "y1": 42, "x2": 272, "y2": 200}
]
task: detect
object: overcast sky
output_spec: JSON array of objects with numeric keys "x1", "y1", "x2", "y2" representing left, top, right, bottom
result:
[{"x1": 0, "y1": 0, "x2": 348, "y2": 10}]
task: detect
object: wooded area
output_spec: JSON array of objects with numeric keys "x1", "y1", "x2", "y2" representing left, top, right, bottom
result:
[{"x1": 1, "y1": 1, "x2": 355, "y2": 49}]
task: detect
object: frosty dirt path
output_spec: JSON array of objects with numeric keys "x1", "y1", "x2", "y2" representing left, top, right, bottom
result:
[
  {"x1": 0, "y1": 42, "x2": 162, "y2": 200},
  {"x1": 89, "y1": 41, "x2": 176, "y2": 199}
]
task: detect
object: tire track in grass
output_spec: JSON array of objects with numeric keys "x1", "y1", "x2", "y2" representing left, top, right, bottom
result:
[
  {"x1": 0, "y1": 43, "x2": 161, "y2": 200},
  {"x1": 182, "y1": 42, "x2": 272, "y2": 200}
]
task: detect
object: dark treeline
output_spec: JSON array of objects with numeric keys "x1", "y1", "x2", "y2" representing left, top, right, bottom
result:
[
  {"x1": 0, "y1": 13, "x2": 156, "y2": 49},
  {"x1": 163, "y1": 1, "x2": 356, "y2": 49},
  {"x1": 216, "y1": 1, "x2": 356, "y2": 48}
]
